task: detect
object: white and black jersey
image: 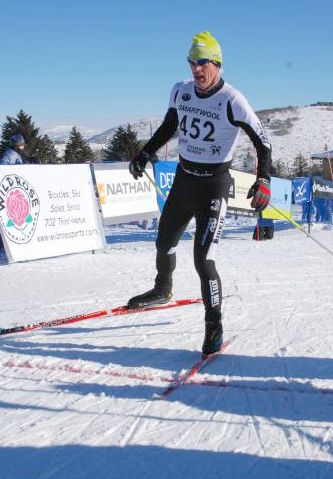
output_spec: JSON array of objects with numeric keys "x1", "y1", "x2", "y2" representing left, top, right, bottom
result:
[{"x1": 143, "y1": 78, "x2": 271, "y2": 178}]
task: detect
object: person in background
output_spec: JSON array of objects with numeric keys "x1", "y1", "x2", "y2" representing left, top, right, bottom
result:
[
  {"x1": 253, "y1": 216, "x2": 274, "y2": 240},
  {"x1": 0, "y1": 134, "x2": 25, "y2": 165},
  {"x1": 127, "y1": 31, "x2": 272, "y2": 358}
]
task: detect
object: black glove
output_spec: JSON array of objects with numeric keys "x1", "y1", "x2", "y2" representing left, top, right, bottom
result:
[
  {"x1": 247, "y1": 177, "x2": 271, "y2": 212},
  {"x1": 129, "y1": 151, "x2": 150, "y2": 180}
]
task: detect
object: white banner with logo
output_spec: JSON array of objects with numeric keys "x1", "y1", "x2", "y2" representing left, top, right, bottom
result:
[
  {"x1": 0, "y1": 165, "x2": 105, "y2": 262},
  {"x1": 228, "y1": 169, "x2": 256, "y2": 216},
  {"x1": 93, "y1": 162, "x2": 159, "y2": 224}
]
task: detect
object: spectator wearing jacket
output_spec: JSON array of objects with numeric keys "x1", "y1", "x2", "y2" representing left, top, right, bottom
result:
[{"x1": 0, "y1": 134, "x2": 25, "y2": 165}]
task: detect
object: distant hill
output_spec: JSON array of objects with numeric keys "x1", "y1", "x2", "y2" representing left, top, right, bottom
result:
[{"x1": 45, "y1": 104, "x2": 333, "y2": 171}]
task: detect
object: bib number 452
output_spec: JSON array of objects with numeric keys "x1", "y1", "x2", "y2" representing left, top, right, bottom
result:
[{"x1": 179, "y1": 115, "x2": 215, "y2": 142}]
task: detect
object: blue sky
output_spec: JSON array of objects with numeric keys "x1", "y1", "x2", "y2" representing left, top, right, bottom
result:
[{"x1": 1, "y1": 0, "x2": 332, "y2": 131}]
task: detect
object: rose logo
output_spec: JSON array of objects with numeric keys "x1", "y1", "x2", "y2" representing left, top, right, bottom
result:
[
  {"x1": 0, "y1": 174, "x2": 40, "y2": 244},
  {"x1": 6, "y1": 189, "x2": 32, "y2": 228}
]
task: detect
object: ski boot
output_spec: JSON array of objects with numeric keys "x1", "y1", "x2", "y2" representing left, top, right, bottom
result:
[
  {"x1": 127, "y1": 288, "x2": 172, "y2": 310},
  {"x1": 202, "y1": 320, "x2": 223, "y2": 358}
]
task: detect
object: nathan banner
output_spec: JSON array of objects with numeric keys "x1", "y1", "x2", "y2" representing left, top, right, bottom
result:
[
  {"x1": 0, "y1": 165, "x2": 105, "y2": 263},
  {"x1": 93, "y1": 162, "x2": 159, "y2": 224},
  {"x1": 262, "y1": 176, "x2": 292, "y2": 220},
  {"x1": 228, "y1": 169, "x2": 256, "y2": 216}
]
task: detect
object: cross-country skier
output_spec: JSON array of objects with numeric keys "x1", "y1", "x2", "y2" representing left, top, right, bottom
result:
[{"x1": 128, "y1": 31, "x2": 272, "y2": 357}]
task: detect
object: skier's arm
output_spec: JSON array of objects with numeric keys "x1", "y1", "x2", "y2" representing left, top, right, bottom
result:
[
  {"x1": 129, "y1": 84, "x2": 180, "y2": 179},
  {"x1": 142, "y1": 107, "x2": 179, "y2": 156},
  {"x1": 129, "y1": 108, "x2": 179, "y2": 179},
  {"x1": 227, "y1": 92, "x2": 272, "y2": 211},
  {"x1": 227, "y1": 96, "x2": 272, "y2": 180}
]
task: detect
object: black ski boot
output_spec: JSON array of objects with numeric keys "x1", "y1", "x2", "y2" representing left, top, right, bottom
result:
[
  {"x1": 202, "y1": 320, "x2": 223, "y2": 358},
  {"x1": 127, "y1": 288, "x2": 172, "y2": 309}
]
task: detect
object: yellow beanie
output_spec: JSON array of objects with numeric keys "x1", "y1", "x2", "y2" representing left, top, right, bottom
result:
[{"x1": 188, "y1": 31, "x2": 223, "y2": 65}]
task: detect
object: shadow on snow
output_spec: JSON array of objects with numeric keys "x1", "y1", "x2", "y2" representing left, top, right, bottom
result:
[{"x1": 0, "y1": 444, "x2": 332, "y2": 479}]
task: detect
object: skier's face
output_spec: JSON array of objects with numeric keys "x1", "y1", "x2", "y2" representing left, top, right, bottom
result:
[{"x1": 189, "y1": 60, "x2": 220, "y2": 91}]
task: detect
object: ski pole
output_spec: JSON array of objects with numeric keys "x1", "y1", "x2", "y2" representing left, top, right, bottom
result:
[
  {"x1": 269, "y1": 204, "x2": 333, "y2": 257},
  {"x1": 143, "y1": 169, "x2": 167, "y2": 200}
]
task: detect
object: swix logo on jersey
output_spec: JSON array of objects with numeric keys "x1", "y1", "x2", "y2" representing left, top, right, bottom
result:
[
  {"x1": 209, "y1": 279, "x2": 220, "y2": 307},
  {"x1": 182, "y1": 93, "x2": 191, "y2": 101}
]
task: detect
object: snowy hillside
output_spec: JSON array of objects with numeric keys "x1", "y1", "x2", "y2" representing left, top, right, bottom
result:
[
  {"x1": 0, "y1": 221, "x2": 332, "y2": 478},
  {"x1": 88, "y1": 118, "x2": 163, "y2": 145},
  {"x1": 86, "y1": 104, "x2": 333, "y2": 170},
  {"x1": 40, "y1": 104, "x2": 333, "y2": 170},
  {"x1": 238, "y1": 104, "x2": 333, "y2": 168},
  {"x1": 42, "y1": 125, "x2": 100, "y2": 143}
]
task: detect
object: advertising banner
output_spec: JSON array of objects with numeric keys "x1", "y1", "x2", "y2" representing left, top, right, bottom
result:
[
  {"x1": 0, "y1": 165, "x2": 105, "y2": 262},
  {"x1": 154, "y1": 162, "x2": 256, "y2": 216},
  {"x1": 93, "y1": 162, "x2": 159, "y2": 224},
  {"x1": 154, "y1": 161, "x2": 177, "y2": 211},
  {"x1": 292, "y1": 177, "x2": 312, "y2": 204},
  {"x1": 262, "y1": 177, "x2": 292, "y2": 220},
  {"x1": 312, "y1": 177, "x2": 333, "y2": 199},
  {"x1": 227, "y1": 169, "x2": 256, "y2": 216}
]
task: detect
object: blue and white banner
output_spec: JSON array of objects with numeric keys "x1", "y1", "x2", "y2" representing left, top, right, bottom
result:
[
  {"x1": 153, "y1": 161, "x2": 177, "y2": 211},
  {"x1": 292, "y1": 177, "x2": 312, "y2": 204}
]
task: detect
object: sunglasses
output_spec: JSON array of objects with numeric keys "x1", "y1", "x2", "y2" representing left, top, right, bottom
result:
[
  {"x1": 187, "y1": 58, "x2": 211, "y2": 66},
  {"x1": 188, "y1": 58, "x2": 221, "y2": 67}
]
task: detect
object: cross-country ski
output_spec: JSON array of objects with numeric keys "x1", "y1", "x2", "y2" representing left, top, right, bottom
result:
[{"x1": 155, "y1": 335, "x2": 238, "y2": 399}]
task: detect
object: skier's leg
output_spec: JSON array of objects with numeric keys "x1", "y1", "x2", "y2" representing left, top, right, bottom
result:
[
  {"x1": 127, "y1": 168, "x2": 192, "y2": 308},
  {"x1": 193, "y1": 173, "x2": 231, "y2": 356}
]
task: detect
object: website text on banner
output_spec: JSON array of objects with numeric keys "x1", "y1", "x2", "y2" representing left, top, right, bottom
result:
[
  {"x1": 93, "y1": 163, "x2": 159, "y2": 225},
  {"x1": 0, "y1": 165, "x2": 105, "y2": 262}
]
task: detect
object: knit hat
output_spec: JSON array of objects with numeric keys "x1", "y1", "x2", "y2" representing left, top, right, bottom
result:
[
  {"x1": 188, "y1": 31, "x2": 223, "y2": 65},
  {"x1": 10, "y1": 134, "x2": 25, "y2": 147}
]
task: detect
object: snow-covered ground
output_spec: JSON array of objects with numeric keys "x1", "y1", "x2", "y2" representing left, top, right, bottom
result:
[{"x1": 0, "y1": 220, "x2": 332, "y2": 479}]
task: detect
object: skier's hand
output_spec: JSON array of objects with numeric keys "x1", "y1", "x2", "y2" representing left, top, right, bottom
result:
[
  {"x1": 247, "y1": 177, "x2": 271, "y2": 212},
  {"x1": 129, "y1": 151, "x2": 150, "y2": 180}
]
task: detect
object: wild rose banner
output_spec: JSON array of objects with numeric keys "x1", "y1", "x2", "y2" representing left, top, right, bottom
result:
[{"x1": 0, "y1": 165, "x2": 105, "y2": 262}]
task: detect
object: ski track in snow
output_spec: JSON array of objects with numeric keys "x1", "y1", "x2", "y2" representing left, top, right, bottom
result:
[{"x1": 0, "y1": 224, "x2": 333, "y2": 478}]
